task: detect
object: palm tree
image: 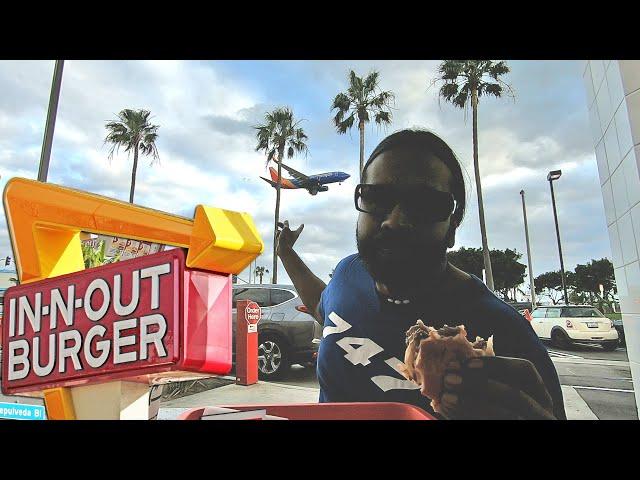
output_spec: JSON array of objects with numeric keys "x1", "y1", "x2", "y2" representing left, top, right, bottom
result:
[
  {"x1": 331, "y1": 70, "x2": 394, "y2": 181},
  {"x1": 254, "y1": 266, "x2": 269, "y2": 284},
  {"x1": 434, "y1": 60, "x2": 513, "y2": 292},
  {"x1": 104, "y1": 109, "x2": 160, "y2": 204},
  {"x1": 254, "y1": 107, "x2": 309, "y2": 283}
]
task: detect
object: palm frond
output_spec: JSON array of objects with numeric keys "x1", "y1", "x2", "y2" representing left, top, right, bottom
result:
[
  {"x1": 439, "y1": 82, "x2": 460, "y2": 103},
  {"x1": 347, "y1": 70, "x2": 364, "y2": 103},
  {"x1": 362, "y1": 70, "x2": 379, "y2": 96},
  {"x1": 331, "y1": 93, "x2": 352, "y2": 113},
  {"x1": 439, "y1": 60, "x2": 465, "y2": 81},
  {"x1": 452, "y1": 89, "x2": 469, "y2": 109},
  {"x1": 488, "y1": 60, "x2": 510, "y2": 80},
  {"x1": 335, "y1": 113, "x2": 355, "y2": 134},
  {"x1": 480, "y1": 82, "x2": 503, "y2": 99},
  {"x1": 374, "y1": 110, "x2": 392, "y2": 125}
]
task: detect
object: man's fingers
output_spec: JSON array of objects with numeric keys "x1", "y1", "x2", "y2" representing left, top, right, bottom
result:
[
  {"x1": 481, "y1": 379, "x2": 555, "y2": 419},
  {"x1": 442, "y1": 379, "x2": 552, "y2": 419},
  {"x1": 440, "y1": 392, "x2": 523, "y2": 420},
  {"x1": 460, "y1": 356, "x2": 553, "y2": 412},
  {"x1": 295, "y1": 223, "x2": 304, "y2": 234}
]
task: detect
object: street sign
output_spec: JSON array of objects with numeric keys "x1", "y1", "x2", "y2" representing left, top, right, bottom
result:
[
  {"x1": 0, "y1": 402, "x2": 46, "y2": 420},
  {"x1": 1, "y1": 248, "x2": 233, "y2": 395}
]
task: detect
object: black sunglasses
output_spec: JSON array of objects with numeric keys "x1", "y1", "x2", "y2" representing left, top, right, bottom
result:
[{"x1": 354, "y1": 183, "x2": 456, "y2": 223}]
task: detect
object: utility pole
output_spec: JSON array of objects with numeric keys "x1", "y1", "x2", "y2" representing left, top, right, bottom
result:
[
  {"x1": 37, "y1": 60, "x2": 65, "y2": 182},
  {"x1": 520, "y1": 190, "x2": 536, "y2": 311}
]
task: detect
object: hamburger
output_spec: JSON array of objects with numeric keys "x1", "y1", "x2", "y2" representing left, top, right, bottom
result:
[{"x1": 399, "y1": 320, "x2": 494, "y2": 413}]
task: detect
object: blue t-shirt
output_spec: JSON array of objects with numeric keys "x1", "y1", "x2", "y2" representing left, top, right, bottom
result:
[{"x1": 317, "y1": 253, "x2": 566, "y2": 419}]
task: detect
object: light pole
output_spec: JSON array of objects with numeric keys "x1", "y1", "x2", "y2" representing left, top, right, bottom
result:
[
  {"x1": 547, "y1": 169, "x2": 569, "y2": 305},
  {"x1": 520, "y1": 190, "x2": 536, "y2": 311},
  {"x1": 37, "y1": 60, "x2": 65, "y2": 182}
]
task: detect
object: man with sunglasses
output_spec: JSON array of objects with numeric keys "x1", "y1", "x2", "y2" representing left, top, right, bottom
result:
[{"x1": 277, "y1": 129, "x2": 565, "y2": 420}]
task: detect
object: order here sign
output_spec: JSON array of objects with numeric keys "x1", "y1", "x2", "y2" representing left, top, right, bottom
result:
[{"x1": 1, "y1": 248, "x2": 232, "y2": 395}]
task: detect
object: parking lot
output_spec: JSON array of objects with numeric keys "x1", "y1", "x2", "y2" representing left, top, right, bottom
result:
[
  {"x1": 277, "y1": 342, "x2": 638, "y2": 420},
  {"x1": 545, "y1": 343, "x2": 637, "y2": 419}
]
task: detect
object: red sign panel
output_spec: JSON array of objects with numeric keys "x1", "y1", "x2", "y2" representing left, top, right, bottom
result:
[
  {"x1": 244, "y1": 301, "x2": 260, "y2": 333},
  {"x1": 244, "y1": 301, "x2": 260, "y2": 324},
  {"x1": 1, "y1": 249, "x2": 232, "y2": 394}
]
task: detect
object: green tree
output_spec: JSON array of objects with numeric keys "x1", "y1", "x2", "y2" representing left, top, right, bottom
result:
[
  {"x1": 81, "y1": 240, "x2": 121, "y2": 268},
  {"x1": 448, "y1": 247, "x2": 484, "y2": 278},
  {"x1": 331, "y1": 70, "x2": 394, "y2": 181},
  {"x1": 448, "y1": 247, "x2": 526, "y2": 301},
  {"x1": 104, "y1": 109, "x2": 160, "y2": 204},
  {"x1": 254, "y1": 266, "x2": 269, "y2": 284},
  {"x1": 434, "y1": 60, "x2": 514, "y2": 292},
  {"x1": 254, "y1": 107, "x2": 309, "y2": 283},
  {"x1": 491, "y1": 248, "x2": 527, "y2": 301},
  {"x1": 535, "y1": 271, "x2": 566, "y2": 304},
  {"x1": 573, "y1": 258, "x2": 617, "y2": 311},
  {"x1": 82, "y1": 240, "x2": 107, "y2": 268}
]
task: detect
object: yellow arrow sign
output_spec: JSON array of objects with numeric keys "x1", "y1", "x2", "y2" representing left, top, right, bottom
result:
[{"x1": 3, "y1": 177, "x2": 264, "y2": 284}]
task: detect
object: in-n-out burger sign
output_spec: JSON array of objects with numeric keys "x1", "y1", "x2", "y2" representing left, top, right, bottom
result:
[{"x1": 1, "y1": 249, "x2": 232, "y2": 394}]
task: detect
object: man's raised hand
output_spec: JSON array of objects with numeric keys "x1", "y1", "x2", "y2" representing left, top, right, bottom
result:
[{"x1": 276, "y1": 220, "x2": 304, "y2": 257}]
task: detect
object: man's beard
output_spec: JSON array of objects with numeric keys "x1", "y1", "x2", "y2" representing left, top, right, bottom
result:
[{"x1": 356, "y1": 227, "x2": 448, "y2": 292}]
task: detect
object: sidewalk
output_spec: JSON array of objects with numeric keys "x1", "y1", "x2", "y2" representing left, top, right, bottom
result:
[
  {"x1": 158, "y1": 378, "x2": 598, "y2": 420},
  {"x1": 158, "y1": 378, "x2": 320, "y2": 420},
  {"x1": 161, "y1": 379, "x2": 320, "y2": 408}
]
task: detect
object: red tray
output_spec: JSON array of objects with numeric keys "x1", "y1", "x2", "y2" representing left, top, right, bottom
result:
[{"x1": 177, "y1": 402, "x2": 435, "y2": 420}]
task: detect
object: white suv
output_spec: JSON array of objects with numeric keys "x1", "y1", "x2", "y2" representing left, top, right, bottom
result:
[{"x1": 530, "y1": 305, "x2": 619, "y2": 351}]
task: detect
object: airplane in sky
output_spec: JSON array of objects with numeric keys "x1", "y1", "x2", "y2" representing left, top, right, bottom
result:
[{"x1": 260, "y1": 161, "x2": 350, "y2": 195}]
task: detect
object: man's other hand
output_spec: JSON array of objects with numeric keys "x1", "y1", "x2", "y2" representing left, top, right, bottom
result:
[
  {"x1": 439, "y1": 356, "x2": 556, "y2": 420},
  {"x1": 276, "y1": 220, "x2": 304, "y2": 257}
]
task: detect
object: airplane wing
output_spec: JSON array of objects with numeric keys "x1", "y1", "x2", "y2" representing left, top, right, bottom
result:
[{"x1": 275, "y1": 160, "x2": 310, "y2": 182}]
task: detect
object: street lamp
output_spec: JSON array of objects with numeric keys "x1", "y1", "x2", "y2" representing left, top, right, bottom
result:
[
  {"x1": 547, "y1": 169, "x2": 569, "y2": 305},
  {"x1": 520, "y1": 190, "x2": 536, "y2": 311}
]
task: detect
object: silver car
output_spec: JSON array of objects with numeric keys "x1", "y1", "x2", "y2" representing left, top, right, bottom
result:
[{"x1": 232, "y1": 284, "x2": 322, "y2": 379}]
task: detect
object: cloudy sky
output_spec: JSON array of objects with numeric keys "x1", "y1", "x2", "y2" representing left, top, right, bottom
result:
[{"x1": 0, "y1": 60, "x2": 607, "y2": 292}]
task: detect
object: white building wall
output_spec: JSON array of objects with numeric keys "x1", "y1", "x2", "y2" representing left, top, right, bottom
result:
[{"x1": 583, "y1": 60, "x2": 640, "y2": 415}]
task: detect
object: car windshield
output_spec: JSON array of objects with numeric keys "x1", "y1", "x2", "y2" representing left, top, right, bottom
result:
[{"x1": 561, "y1": 307, "x2": 604, "y2": 318}]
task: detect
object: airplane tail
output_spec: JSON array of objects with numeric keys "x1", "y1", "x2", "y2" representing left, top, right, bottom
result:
[{"x1": 260, "y1": 176, "x2": 278, "y2": 188}]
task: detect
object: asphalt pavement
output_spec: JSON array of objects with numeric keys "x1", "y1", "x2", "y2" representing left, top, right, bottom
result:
[{"x1": 544, "y1": 342, "x2": 637, "y2": 420}]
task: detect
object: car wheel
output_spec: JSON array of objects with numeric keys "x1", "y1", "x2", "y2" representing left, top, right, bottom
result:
[
  {"x1": 551, "y1": 329, "x2": 572, "y2": 349},
  {"x1": 258, "y1": 333, "x2": 290, "y2": 380},
  {"x1": 602, "y1": 340, "x2": 619, "y2": 351}
]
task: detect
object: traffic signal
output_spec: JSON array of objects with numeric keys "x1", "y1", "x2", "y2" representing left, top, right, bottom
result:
[{"x1": 4, "y1": 256, "x2": 10, "y2": 266}]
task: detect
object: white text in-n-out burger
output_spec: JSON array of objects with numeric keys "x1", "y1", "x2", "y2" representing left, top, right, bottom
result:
[{"x1": 5, "y1": 263, "x2": 172, "y2": 381}]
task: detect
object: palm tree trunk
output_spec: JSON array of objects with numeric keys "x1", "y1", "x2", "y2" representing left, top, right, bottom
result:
[
  {"x1": 272, "y1": 147, "x2": 284, "y2": 284},
  {"x1": 359, "y1": 119, "x2": 365, "y2": 182},
  {"x1": 472, "y1": 87, "x2": 494, "y2": 291},
  {"x1": 130, "y1": 143, "x2": 139, "y2": 204}
]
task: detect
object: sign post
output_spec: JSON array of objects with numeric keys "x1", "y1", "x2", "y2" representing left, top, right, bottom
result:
[{"x1": 236, "y1": 300, "x2": 260, "y2": 386}]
